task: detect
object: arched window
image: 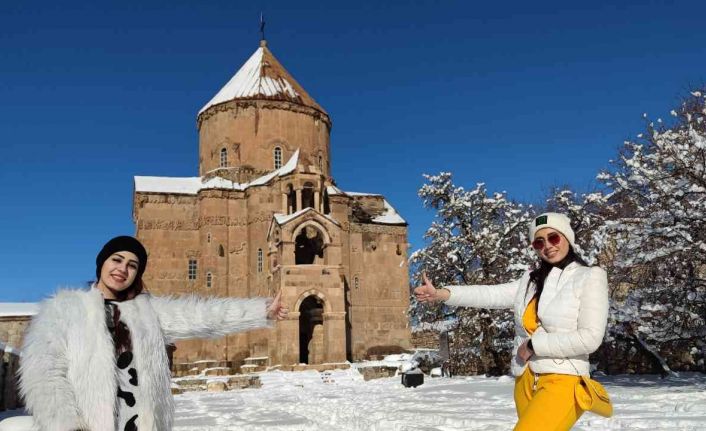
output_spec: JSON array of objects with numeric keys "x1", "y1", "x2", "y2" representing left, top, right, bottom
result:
[
  {"x1": 218, "y1": 244, "x2": 225, "y2": 257},
  {"x1": 188, "y1": 259, "x2": 197, "y2": 281},
  {"x1": 274, "y1": 147, "x2": 282, "y2": 169},
  {"x1": 220, "y1": 148, "x2": 228, "y2": 167},
  {"x1": 286, "y1": 183, "x2": 295, "y2": 214},
  {"x1": 318, "y1": 154, "x2": 323, "y2": 172},
  {"x1": 302, "y1": 182, "x2": 315, "y2": 209},
  {"x1": 323, "y1": 190, "x2": 330, "y2": 215},
  {"x1": 206, "y1": 272, "x2": 213, "y2": 288},
  {"x1": 257, "y1": 248, "x2": 263, "y2": 273},
  {"x1": 295, "y1": 226, "x2": 324, "y2": 265}
]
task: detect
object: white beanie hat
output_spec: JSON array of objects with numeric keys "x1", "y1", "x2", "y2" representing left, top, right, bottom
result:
[{"x1": 528, "y1": 212, "x2": 576, "y2": 248}]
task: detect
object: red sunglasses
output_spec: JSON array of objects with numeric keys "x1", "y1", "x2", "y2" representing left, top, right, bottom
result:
[{"x1": 532, "y1": 232, "x2": 562, "y2": 250}]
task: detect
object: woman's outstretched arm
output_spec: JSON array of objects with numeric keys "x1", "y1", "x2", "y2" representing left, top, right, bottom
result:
[
  {"x1": 414, "y1": 272, "x2": 524, "y2": 309},
  {"x1": 149, "y1": 292, "x2": 285, "y2": 342}
]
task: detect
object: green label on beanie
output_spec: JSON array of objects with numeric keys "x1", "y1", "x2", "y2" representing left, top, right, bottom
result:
[{"x1": 535, "y1": 215, "x2": 548, "y2": 226}]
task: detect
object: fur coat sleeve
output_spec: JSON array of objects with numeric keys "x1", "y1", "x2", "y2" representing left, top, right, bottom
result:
[
  {"x1": 18, "y1": 293, "x2": 86, "y2": 431},
  {"x1": 148, "y1": 295, "x2": 273, "y2": 342}
]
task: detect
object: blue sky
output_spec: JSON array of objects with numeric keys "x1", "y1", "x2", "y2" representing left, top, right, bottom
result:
[{"x1": 2, "y1": 0, "x2": 705, "y2": 302}]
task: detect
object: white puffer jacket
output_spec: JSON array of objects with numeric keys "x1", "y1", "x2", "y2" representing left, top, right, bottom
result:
[
  {"x1": 444, "y1": 262, "x2": 608, "y2": 376},
  {"x1": 19, "y1": 287, "x2": 272, "y2": 431}
]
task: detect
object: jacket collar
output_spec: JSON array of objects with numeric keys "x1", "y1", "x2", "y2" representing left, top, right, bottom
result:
[{"x1": 537, "y1": 261, "x2": 580, "y2": 315}]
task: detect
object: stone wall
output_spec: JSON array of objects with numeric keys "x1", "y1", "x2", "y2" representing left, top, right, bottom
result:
[
  {"x1": 411, "y1": 330, "x2": 440, "y2": 350},
  {"x1": 0, "y1": 317, "x2": 29, "y2": 411},
  {"x1": 197, "y1": 101, "x2": 331, "y2": 177}
]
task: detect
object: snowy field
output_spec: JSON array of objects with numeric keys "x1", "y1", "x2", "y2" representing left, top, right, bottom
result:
[
  {"x1": 172, "y1": 369, "x2": 706, "y2": 431},
  {"x1": 2, "y1": 369, "x2": 705, "y2": 430}
]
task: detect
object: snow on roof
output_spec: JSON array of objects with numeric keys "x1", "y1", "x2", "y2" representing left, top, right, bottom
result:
[
  {"x1": 374, "y1": 199, "x2": 406, "y2": 225},
  {"x1": 135, "y1": 150, "x2": 299, "y2": 195},
  {"x1": 134, "y1": 176, "x2": 244, "y2": 195},
  {"x1": 344, "y1": 191, "x2": 384, "y2": 197},
  {"x1": 274, "y1": 207, "x2": 312, "y2": 225},
  {"x1": 199, "y1": 43, "x2": 326, "y2": 116},
  {"x1": 272, "y1": 208, "x2": 341, "y2": 227},
  {"x1": 326, "y1": 185, "x2": 344, "y2": 196},
  {"x1": 323, "y1": 188, "x2": 405, "y2": 225},
  {"x1": 0, "y1": 302, "x2": 38, "y2": 317}
]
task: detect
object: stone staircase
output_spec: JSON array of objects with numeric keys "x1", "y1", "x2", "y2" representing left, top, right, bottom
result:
[
  {"x1": 239, "y1": 356, "x2": 269, "y2": 374},
  {"x1": 171, "y1": 358, "x2": 262, "y2": 394},
  {"x1": 170, "y1": 357, "x2": 355, "y2": 394}
]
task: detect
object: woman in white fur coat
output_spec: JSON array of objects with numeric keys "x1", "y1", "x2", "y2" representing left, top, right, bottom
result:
[
  {"x1": 414, "y1": 213, "x2": 609, "y2": 431},
  {"x1": 17, "y1": 236, "x2": 288, "y2": 431}
]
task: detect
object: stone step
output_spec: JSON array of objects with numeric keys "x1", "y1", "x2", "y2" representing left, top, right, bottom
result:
[
  {"x1": 204, "y1": 367, "x2": 234, "y2": 376},
  {"x1": 240, "y1": 364, "x2": 267, "y2": 373},
  {"x1": 175, "y1": 378, "x2": 207, "y2": 387},
  {"x1": 243, "y1": 356, "x2": 269, "y2": 367},
  {"x1": 172, "y1": 360, "x2": 235, "y2": 377},
  {"x1": 172, "y1": 375, "x2": 262, "y2": 394}
]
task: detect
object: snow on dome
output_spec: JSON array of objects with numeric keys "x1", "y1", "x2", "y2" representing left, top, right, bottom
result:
[{"x1": 198, "y1": 43, "x2": 326, "y2": 116}]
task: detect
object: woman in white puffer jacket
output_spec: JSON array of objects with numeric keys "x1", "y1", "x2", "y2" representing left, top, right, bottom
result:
[{"x1": 414, "y1": 213, "x2": 609, "y2": 431}]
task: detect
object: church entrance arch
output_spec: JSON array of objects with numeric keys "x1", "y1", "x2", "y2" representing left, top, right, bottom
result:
[{"x1": 299, "y1": 295, "x2": 324, "y2": 364}]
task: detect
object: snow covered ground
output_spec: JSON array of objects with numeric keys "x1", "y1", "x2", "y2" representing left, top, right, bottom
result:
[
  {"x1": 3, "y1": 369, "x2": 705, "y2": 430},
  {"x1": 171, "y1": 369, "x2": 706, "y2": 430}
]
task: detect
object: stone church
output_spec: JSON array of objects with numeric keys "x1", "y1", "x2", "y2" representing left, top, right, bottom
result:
[{"x1": 132, "y1": 40, "x2": 411, "y2": 368}]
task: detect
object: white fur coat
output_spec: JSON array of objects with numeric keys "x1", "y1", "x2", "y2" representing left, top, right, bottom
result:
[{"x1": 19, "y1": 287, "x2": 271, "y2": 431}]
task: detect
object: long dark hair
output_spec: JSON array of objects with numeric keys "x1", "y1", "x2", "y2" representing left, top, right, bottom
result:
[{"x1": 528, "y1": 247, "x2": 588, "y2": 300}]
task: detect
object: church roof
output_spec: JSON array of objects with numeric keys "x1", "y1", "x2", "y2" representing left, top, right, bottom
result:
[
  {"x1": 198, "y1": 41, "x2": 327, "y2": 116},
  {"x1": 326, "y1": 187, "x2": 407, "y2": 225},
  {"x1": 0, "y1": 302, "x2": 38, "y2": 317},
  {"x1": 272, "y1": 207, "x2": 341, "y2": 227},
  {"x1": 134, "y1": 150, "x2": 299, "y2": 195}
]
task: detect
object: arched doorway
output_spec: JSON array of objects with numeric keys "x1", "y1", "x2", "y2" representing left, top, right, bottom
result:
[
  {"x1": 299, "y1": 296, "x2": 324, "y2": 364},
  {"x1": 295, "y1": 226, "x2": 324, "y2": 265}
]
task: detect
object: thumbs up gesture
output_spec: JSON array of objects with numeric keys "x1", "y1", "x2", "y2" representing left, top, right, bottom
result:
[
  {"x1": 413, "y1": 273, "x2": 448, "y2": 303},
  {"x1": 266, "y1": 290, "x2": 289, "y2": 321}
]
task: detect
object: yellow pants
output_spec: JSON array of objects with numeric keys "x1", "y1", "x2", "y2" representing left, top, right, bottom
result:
[{"x1": 513, "y1": 368, "x2": 584, "y2": 431}]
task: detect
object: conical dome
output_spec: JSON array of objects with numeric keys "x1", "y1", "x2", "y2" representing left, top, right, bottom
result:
[{"x1": 198, "y1": 41, "x2": 327, "y2": 118}]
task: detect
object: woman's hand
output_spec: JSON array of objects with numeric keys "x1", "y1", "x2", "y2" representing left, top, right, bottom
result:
[
  {"x1": 413, "y1": 273, "x2": 450, "y2": 303},
  {"x1": 518, "y1": 339, "x2": 534, "y2": 362},
  {"x1": 266, "y1": 290, "x2": 289, "y2": 321}
]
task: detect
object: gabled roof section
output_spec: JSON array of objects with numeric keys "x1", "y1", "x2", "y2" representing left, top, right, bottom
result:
[
  {"x1": 135, "y1": 150, "x2": 300, "y2": 195},
  {"x1": 267, "y1": 207, "x2": 341, "y2": 242},
  {"x1": 325, "y1": 187, "x2": 407, "y2": 225},
  {"x1": 272, "y1": 207, "x2": 340, "y2": 227},
  {"x1": 199, "y1": 41, "x2": 327, "y2": 116}
]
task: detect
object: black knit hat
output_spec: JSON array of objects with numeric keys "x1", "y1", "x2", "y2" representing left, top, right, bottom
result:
[{"x1": 95, "y1": 236, "x2": 148, "y2": 280}]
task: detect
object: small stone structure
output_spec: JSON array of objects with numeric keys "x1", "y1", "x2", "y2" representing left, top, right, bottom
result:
[{"x1": 0, "y1": 305, "x2": 37, "y2": 411}]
